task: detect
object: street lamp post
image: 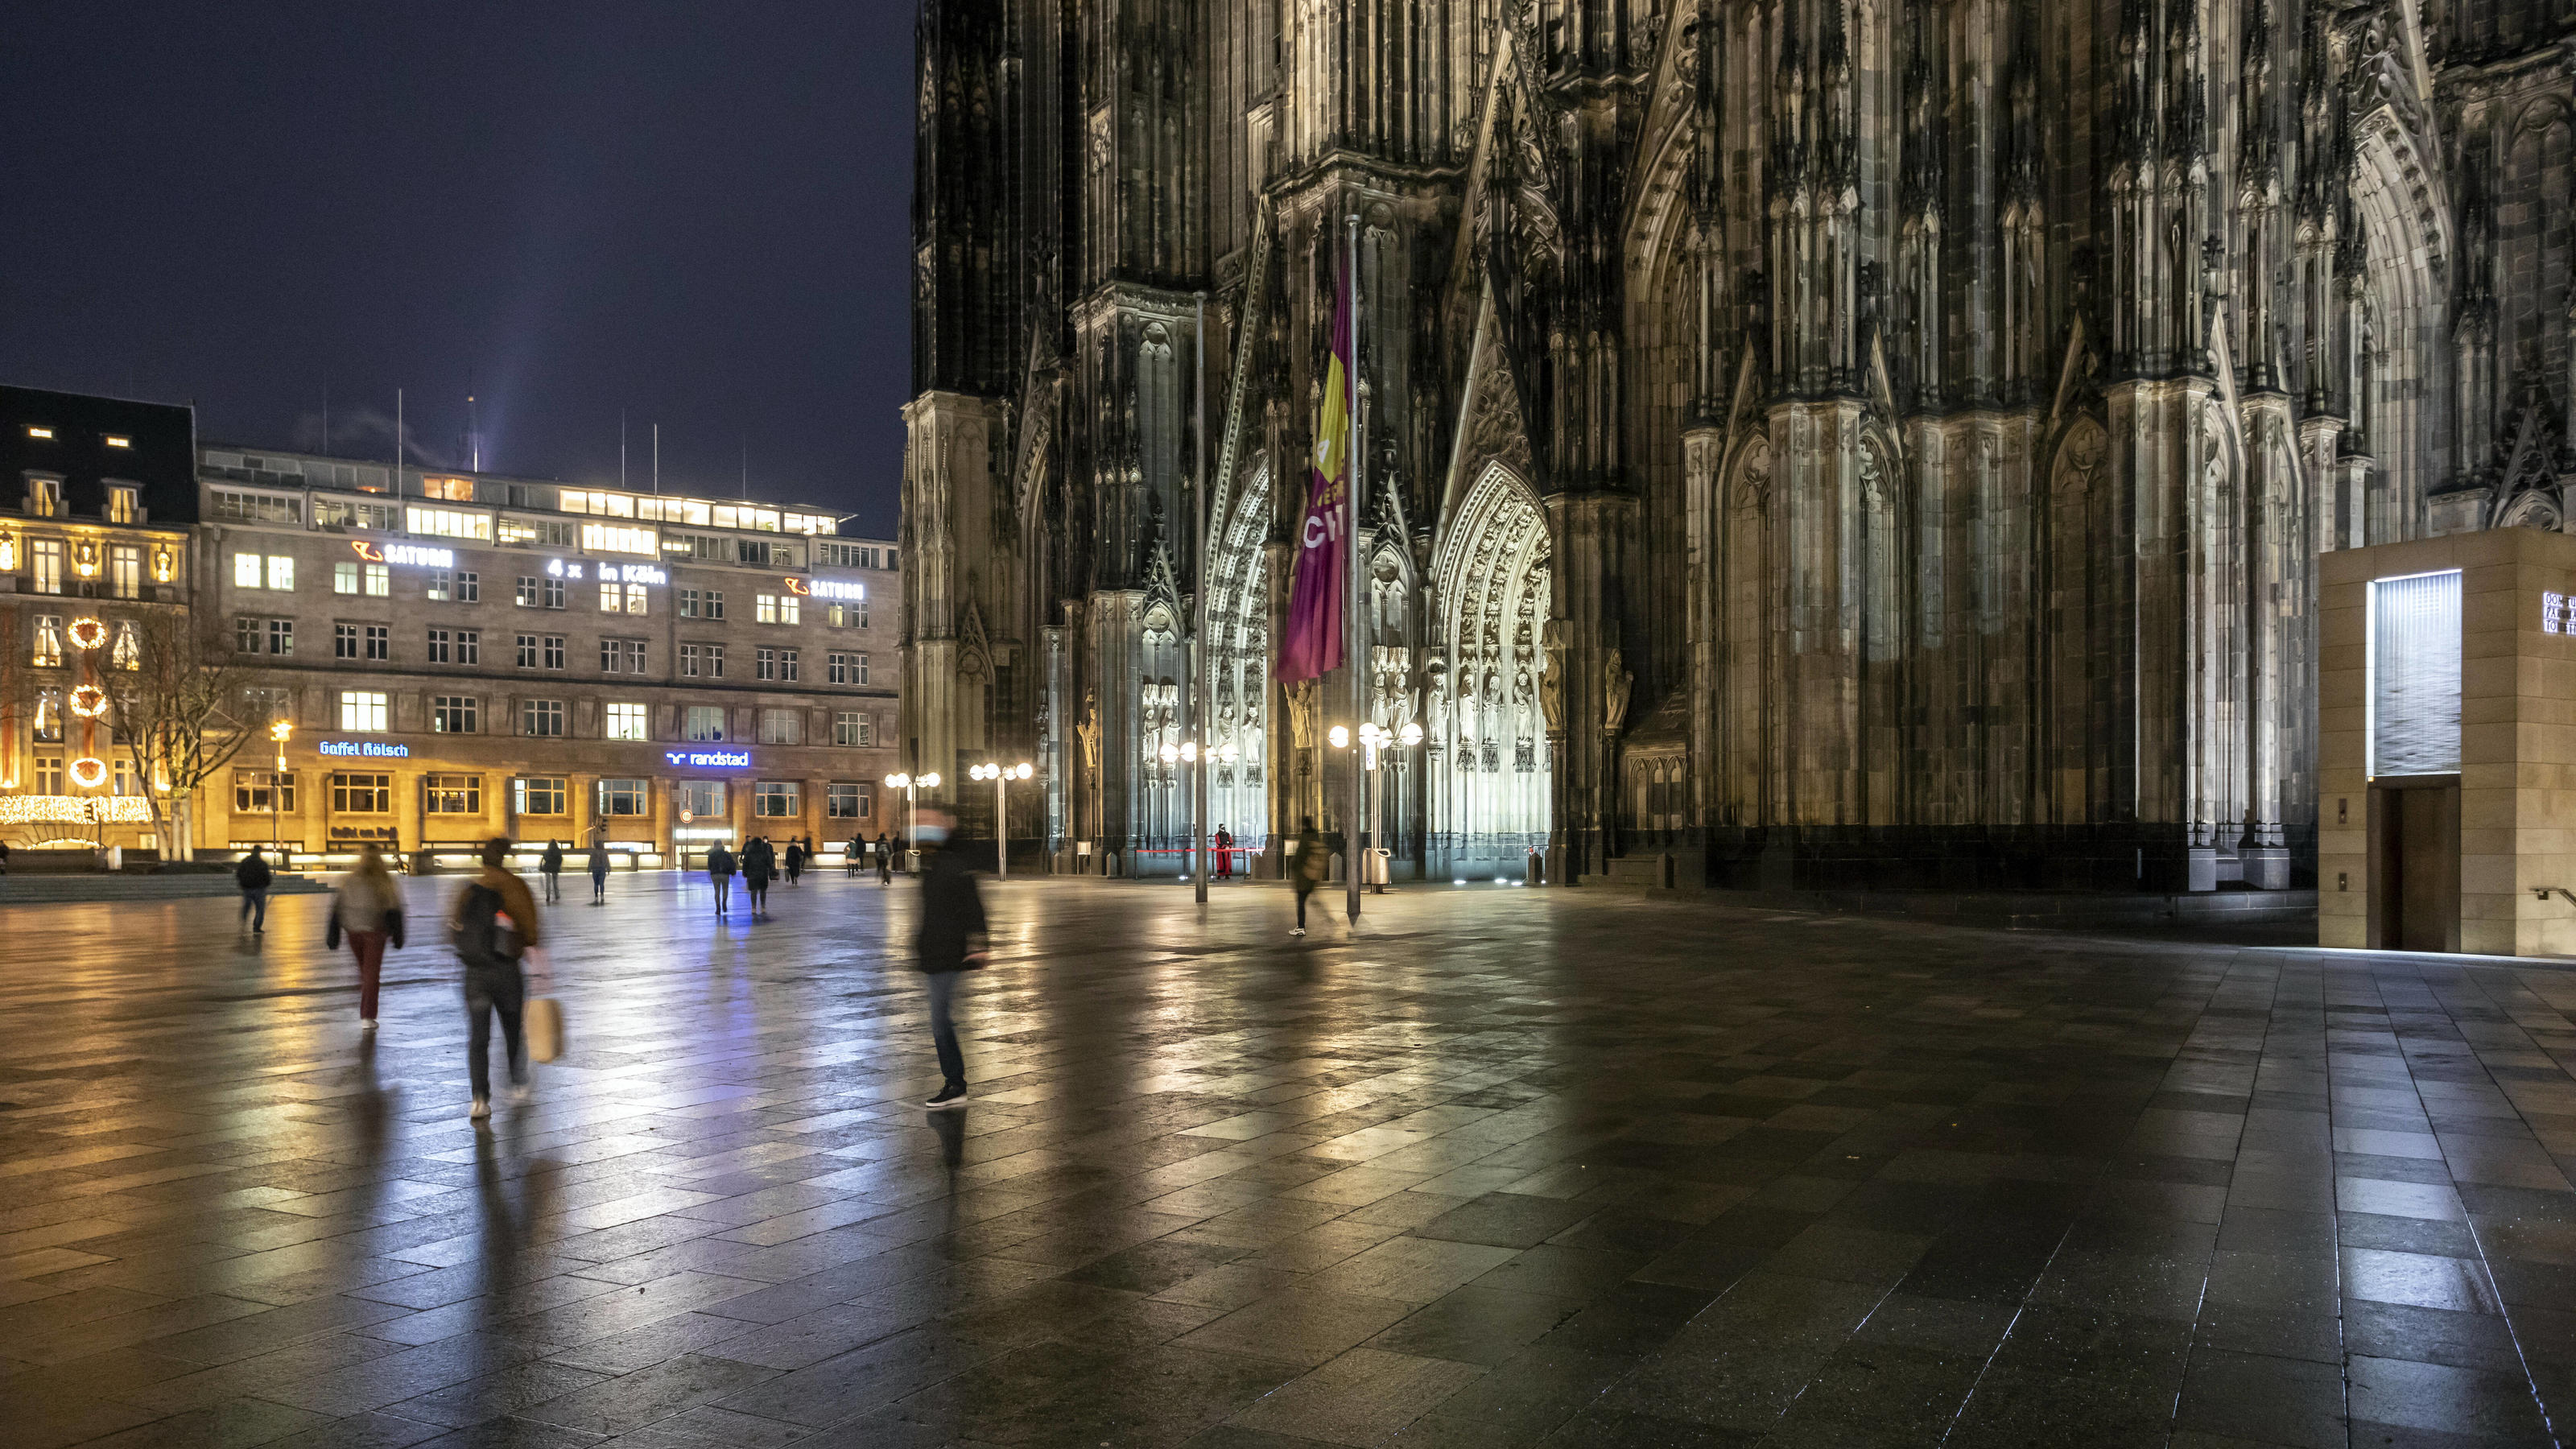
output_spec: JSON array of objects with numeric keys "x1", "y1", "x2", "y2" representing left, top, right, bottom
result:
[
  {"x1": 884, "y1": 771, "x2": 939, "y2": 871},
  {"x1": 969, "y1": 762, "x2": 1034, "y2": 878},
  {"x1": 268, "y1": 720, "x2": 291, "y2": 860}
]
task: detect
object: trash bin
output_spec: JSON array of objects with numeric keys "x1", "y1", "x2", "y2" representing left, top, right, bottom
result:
[{"x1": 1364, "y1": 848, "x2": 1391, "y2": 886}]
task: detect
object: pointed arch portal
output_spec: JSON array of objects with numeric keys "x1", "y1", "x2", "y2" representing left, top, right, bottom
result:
[{"x1": 1427, "y1": 463, "x2": 1553, "y2": 878}]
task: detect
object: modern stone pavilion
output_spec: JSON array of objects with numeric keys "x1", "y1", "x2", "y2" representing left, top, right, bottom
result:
[{"x1": 2322, "y1": 528, "x2": 2576, "y2": 956}]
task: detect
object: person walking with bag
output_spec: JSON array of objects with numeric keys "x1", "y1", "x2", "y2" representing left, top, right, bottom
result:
[
  {"x1": 706, "y1": 840, "x2": 737, "y2": 916},
  {"x1": 1290, "y1": 818, "x2": 1327, "y2": 937},
  {"x1": 586, "y1": 839, "x2": 610, "y2": 904},
  {"x1": 236, "y1": 846, "x2": 274, "y2": 935},
  {"x1": 539, "y1": 840, "x2": 564, "y2": 903},
  {"x1": 912, "y1": 811, "x2": 986, "y2": 1108},
  {"x1": 743, "y1": 835, "x2": 775, "y2": 916},
  {"x1": 450, "y1": 837, "x2": 541, "y2": 1120},
  {"x1": 329, "y1": 844, "x2": 404, "y2": 1030}
]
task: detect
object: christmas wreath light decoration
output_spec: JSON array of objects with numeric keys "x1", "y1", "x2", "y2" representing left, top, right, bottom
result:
[
  {"x1": 68, "y1": 684, "x2": 109, "y2": 718},
  {"x1": 68, "y1": 757, "x2": 109, "y2": 789},
  {"x1": 66, "y1": 617, "x2": 110, "y2": 652}
]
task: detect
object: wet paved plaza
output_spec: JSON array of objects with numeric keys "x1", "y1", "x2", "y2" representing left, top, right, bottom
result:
[{"x1": 6, "y1": 873, "x2": 2576, "y2": 1447}]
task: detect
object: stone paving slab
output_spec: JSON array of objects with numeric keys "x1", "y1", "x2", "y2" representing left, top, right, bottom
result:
[{"x1": 4, "y1": 872, "x2": 2575, "y2": 1447}]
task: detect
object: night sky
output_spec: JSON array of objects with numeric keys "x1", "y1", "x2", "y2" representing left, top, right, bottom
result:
[{"x1": 2, "y1": 2, "x2": 914, "y2": 537}]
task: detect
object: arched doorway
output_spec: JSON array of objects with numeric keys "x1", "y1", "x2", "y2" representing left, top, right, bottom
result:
[
  {"x1": 1203, "y1": 464, "x2": 1274, "y2": 858},
  {"x1": 1426, "y1": 463, "x2": 1551, "y2": 878}
]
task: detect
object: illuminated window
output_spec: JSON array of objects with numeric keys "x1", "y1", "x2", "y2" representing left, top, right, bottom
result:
[
  {"x1": 109, "y1": 546, "x2": 141, "y2": 599},
  {"x1": 33, "y1": 689, "x2": 62, "y2": 741},
  {"x1": 34, "y1": 754, "x2": 63, "y2": 792},
  {"x1": 405, "y1": 506, "x2": 492, "y2": 540},
  {"x1": 213, "y1": 490, "x2": 301, "y2": 525},
  {"x1": 753, "y1": 780, "x2": 799, "y2": 816},
  {"x1": 759, "y1": 708, "x2": 803, "y2": 745},
  {"x1": 233, "y1": 552, "x2": 261, "y2": 588},
  {"x1": 597, "y1": 778, "x2": 648, "y2": 815},
  {"x1": 266, "y1": 555, "x2": 295, "y2": 591},
  {"x1": 432, "y1": 696, "x2": 478, "y2": 733},
  {"x1": 605, "y1": 703, "x2": 648, "y2": 741},
  {"x1": 337, "y1": 691, "x2": 388, "y2": 733},
  {"x1": 26, "y1": 425, "x2": 52, "y2": 440},
  {"x1": 112, "y1": 620, "x2": 137, "y2": 670},
  {"x1": 33, "y1": 539, "x2": 63, "y2": 593},
  {"x1": 423, "y1": 774, "x2": 482, "y2": 814},
  {"x1": 514, "y1": 777, "x2": 568, "y2": 815},
  {"x1": 106, "y1": 485, "x2": 138, "y2": 522},
  {"x1": 27, "y1": 477, "x2": 62, "y2": 517},
  {"x1": 332, "y1": 772, "x2": 393, "y2": 813},
  {"x1": 334, "y1": 562, "x2": 359, "y2": 595},
  {"x1": 103, "y1": 435, "x2": 130, "y2": 448},
  {"x1": 234, "y1": 770, "x2": 296, "y2": 815},
  {"x1": 755, "y1": 593, "x2": 799, "y2": 625},
  {"x1": 580, "y1": 522, "x2": 656, "y2": 555},
  {"x1": 599, "y1": 580, "x2": 624, "y2": 613},
  {"x1": 421, "y1": 476, "x2": 477, "y2": 502},
  {"x1": 625, "y1": 582, "x2": 647, "y2": 614},
  {"x1": 685, "y1": 705, "x2": 727, "y2": 741},
  {"x1": 520, "y1": 698, "x2": 565, "y2": 737}
]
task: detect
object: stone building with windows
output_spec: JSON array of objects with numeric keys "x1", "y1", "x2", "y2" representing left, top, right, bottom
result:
[
  {"x1": 0, "y1": 385, "x2": 198, "y2": 854},
  {"x1": 908, "y1": 0, "x2": 2575, "y2": 889},
  {"x1": 195, "y1": 445, "x2": 900, "y2": 864}
]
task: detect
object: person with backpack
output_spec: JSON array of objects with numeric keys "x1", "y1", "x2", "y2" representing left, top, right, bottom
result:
[
  {"x1": 911, "y1": 810, "x2": 986, "y2": 1108},
  {"x1": 586, "y1": 839, "x2": 610, "y2": 904},
  {"x1": 877, "y1": 832, "x2": 894, "y2": 885},
  {"x1": 783, "y1": 837, "x2": 806, "y2": 886},
  {"x1": 237, "y1": 846, "x2": 274, "y2": 935},
  {"x1": 539, "y1": 839, "x2": 564, "y2": 903},
  {"x1": 742, "y1": 835, "x2": 776, "y2": 916},
  {"x1": 449, "y1": 837, "x2": 541, "y2": 1120},
  {"x1": 705, "y1": 840, "x2": 737, "y2": 916},
  {"x1": 328, "y1": 843, "x2": 405, "y2": 1030},
  {"x1": 1290, "y1": 818, "x2": 1327, "y2": 937}
]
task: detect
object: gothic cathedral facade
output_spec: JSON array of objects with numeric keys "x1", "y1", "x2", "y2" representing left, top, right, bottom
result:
[{"x1": 906, "y1": 0, "x2": 2564, "y2": 890}]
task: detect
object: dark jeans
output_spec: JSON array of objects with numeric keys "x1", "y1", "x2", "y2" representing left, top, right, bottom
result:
[
  {"x1": 463, "y1": 962, "x2": 526, "y2": 1099},
  {"x1": 348, "y1": 931, "x2": 387, "y2": 1018},
  {"x1": 541, "y1": 870, "x2": 560, "y2": 902},
  {"x1": 591, "y1": 869, "x2": 608, "y2": 902},
  {"x1": 240, "y1": 889, "x2": 268, "y2": 931},
  {"x1": 925, "y1": 969, "x2": 965, "y2": 1087},
  {"x1": 1294, "y1": 888, "x2": 1311, "y2": 928},
  {"x1": 748, "y1": 881, "x2": 769, "y2": 910},
  {"x1": 712, "y1": 876, "x2": 732, "y2": 912}
]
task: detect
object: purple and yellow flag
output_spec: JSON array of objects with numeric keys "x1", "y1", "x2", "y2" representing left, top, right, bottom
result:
[{"x1": 1278, "y1": 261, "x2": 1352, "y2": 683}]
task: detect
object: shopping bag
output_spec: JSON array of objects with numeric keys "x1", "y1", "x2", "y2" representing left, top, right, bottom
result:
[{"x1": 525, "y1": 997, "x2": 565, "y2": 1063}]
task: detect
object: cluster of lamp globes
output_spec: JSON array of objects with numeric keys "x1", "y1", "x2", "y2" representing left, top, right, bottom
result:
[
  {"x1": 882, "y1": 770, "x2": 939, "y2": 791},
  {"x1": 1156, "y1": 741, "x2": 1241, "y2": 766},
  {"x1": 968, "y1": 762, "x2": 1034, "y2": 782},
  {"x1": 1327, "y1": 720, "x2": 1424, "y2": 760}
]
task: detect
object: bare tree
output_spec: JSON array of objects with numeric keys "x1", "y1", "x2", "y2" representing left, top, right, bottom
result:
[{"x1": 109, "y1": 611, "x2": 260, "y2": 864}]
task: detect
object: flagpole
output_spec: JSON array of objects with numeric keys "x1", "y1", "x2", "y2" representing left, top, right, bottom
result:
[
  {"x1": 1345, "y1": 213, "x2": 1364, "y2": 927},
  {"x1": 1193, "y1": 291, "x2": 1210, "y2": 906}
]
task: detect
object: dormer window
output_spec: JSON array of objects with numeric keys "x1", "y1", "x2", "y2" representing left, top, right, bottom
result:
[
  {"x1": 25, "y1": 426, "x2": 52, "y2": 440},
  {"x1": 106, "y1": 485, "x2": 139, "y2": 523},
  {"x1": 104, "y1": 435, "x2": 130, "y2": 448},
  {"x1": 26, "y1": 477, "x2": 63, "y2": 518}
]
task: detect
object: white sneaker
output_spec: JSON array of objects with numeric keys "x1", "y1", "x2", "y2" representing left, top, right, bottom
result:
[
  {"x1": 1291, "y1": 927, "x2": 1306, "y2": 936},
  {"x1": 469, "y1": 1097, "x2": 490, "y2": 1120},
  {"x1": 509, "y1": 1083, "x2": 532, "y2": 1104},
  {"x1": 360, "y1": 1018, "x2": 377, "y2": 1030}
]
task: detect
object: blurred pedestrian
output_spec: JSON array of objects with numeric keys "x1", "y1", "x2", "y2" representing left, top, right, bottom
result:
[
  {"x1": 784, "y1": 836, "x2": 806, "y2": 886},
  {"x1": 706, "y1": 840, "x2": 737, "y2": 916},
  {"x1": 539, "y1": 839, "x2": 564, "y2": 903},
  {"x1": 329, "y1": 843, "x2": 406, "y2": 1030},
  {"x1": 877, "y1": 831, "x2": 893, "y2": 885},
  {"x1": 1290, "y1": 818, "x2": 1327, "y2": 937},
  {"x1": 587, "y1": 839, "x2": 610, "y2": 904},
  {"x1": 237, "y1": 846, "x2": 273, "y2": 935},
  {"x1": 449, "y1": 837, "x2": 540, "y2": 1120},
  {"x1": 911, "y1": 810, "x2": 985, "y2": 1109},
  {"x1": 743, "y1": 835, "x2": 776, "y2": 915},
  {"x1": 1215, "y1": 825, "x2": 1235, "y2": 880}
]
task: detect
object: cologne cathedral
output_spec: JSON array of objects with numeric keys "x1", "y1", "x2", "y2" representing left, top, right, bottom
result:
[{"x1": 902, "y1": 0, "x2": 2567, "y2": 890}]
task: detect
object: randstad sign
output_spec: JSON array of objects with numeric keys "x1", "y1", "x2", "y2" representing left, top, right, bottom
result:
[{"x1": 664, "y1": 749, "x2": 750, "y2": 769}]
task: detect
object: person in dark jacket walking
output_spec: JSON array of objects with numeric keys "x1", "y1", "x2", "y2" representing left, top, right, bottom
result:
[
  {"x1": 1290, "y1": 819, "x2": 1327, "y2": 937},
  {"x1": 449, "y1": 837, "x2": 541, "y2": 1120},
  {"x1": 783, "y1": 837, "x2": 806, "y2": 886},
  {"x1": 911, "y1": 811, "x2": 986, "y2": 1108},
  {"x1": 876, "y1": 832, "x2": 893, "y2": 884},
  {"x1": 539, "y1": 840, "x2": 564, "y2": 903},
  {"x1": 586, "y1": 840, "x2": 610, "y2": 903},
  {"x1": 237, "y1": 847, "x2": 275, "y2": 934},
  {"x1": 705, "y1": 841, "x2": 737, "y2": 915},
  {"x1": 742, "y1": 836, "x2": 776, "y2": 915}
]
